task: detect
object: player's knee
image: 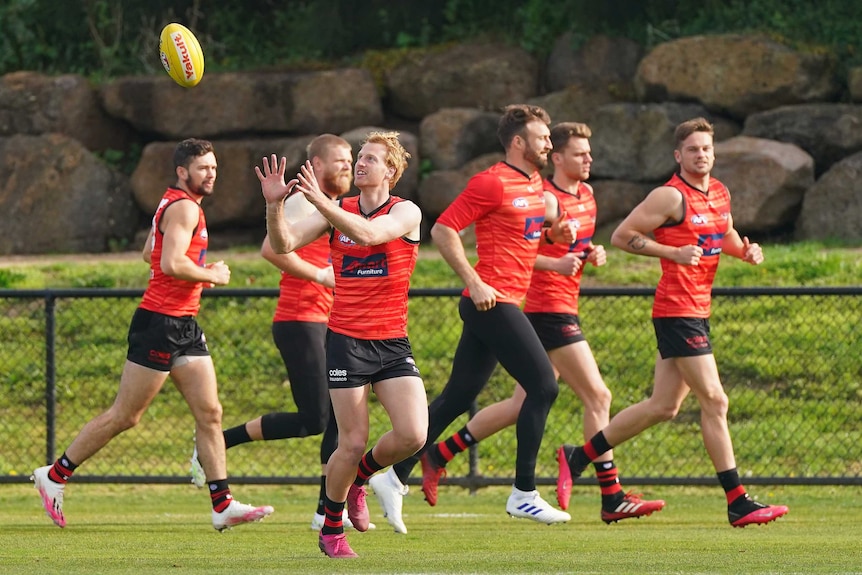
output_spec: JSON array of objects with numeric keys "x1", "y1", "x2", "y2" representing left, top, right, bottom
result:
[
  {"x1": 338, "y1": 435, "x2": 369, "y2": 460},
  {"x1": 582, "y1": 385, "x2": 612, "y2": 413},
  {"x1": 196, "y1": 401, "x2": 223, "y2": 426},
  {"x1": 300, "y1": 410, "x2": 329, "y2": 436},
  {"x1": 654, "y1": 403, "x2": 680, "y2": 422},
  {"x1": 111, "y1": 411, "x2": 144, "y2": 432},
  {"x1": 536, "y1": 379, "x2": 560, "y2": 405},
  {"x1": 401, "y1": 429, "x2": 427, "y2": 457},
  {"x1": 702, "y1": 390, "x2": 729, "y2": 418}
]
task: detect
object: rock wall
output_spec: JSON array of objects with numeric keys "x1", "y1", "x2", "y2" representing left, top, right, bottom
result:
[{"x1": 1, "y1": 33, "x2": 861, "y2": 254}]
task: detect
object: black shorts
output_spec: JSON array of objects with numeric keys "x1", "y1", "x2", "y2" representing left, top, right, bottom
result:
[
  {"x1": 126, "y1": 308, "x2": 209, "y2": 372},
  {"x1": 325, "y1": 329, "x2": 422, "y2": 389},
  {"x1": 525, "y1": 312, "x2": 586, "y2": 351},
  {"x1": 653, "y1": 317, "x2": 712, "y2": 359}
]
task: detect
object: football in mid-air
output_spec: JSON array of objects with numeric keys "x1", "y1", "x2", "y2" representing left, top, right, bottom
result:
[{"x1": 159, "y1": 23, "x2": 204, "y2": 88}]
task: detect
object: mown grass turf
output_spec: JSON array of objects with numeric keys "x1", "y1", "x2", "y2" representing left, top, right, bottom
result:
[{"x1": 2, "y1": 483, "x2": 860, "y2": 574}]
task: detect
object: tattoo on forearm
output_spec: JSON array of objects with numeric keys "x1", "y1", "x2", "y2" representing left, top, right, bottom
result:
[{"x1": 628, "y1": 234, "x2": 647, "y2": 251}]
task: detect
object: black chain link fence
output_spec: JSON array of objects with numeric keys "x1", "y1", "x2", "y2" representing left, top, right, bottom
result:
[{"x1": 1, "y1": 287, "x2": 860, "y2": 487}]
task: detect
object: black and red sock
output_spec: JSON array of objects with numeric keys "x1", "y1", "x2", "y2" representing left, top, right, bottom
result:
[
  {"x1": 48, "y1": 452, "x2": 78, "y2": 483},
  {"x1": 354, "y1": 449, "x2": 384, "y2": 486},
  {"x1": 595, "y1": 460, "x2": 624, "y2": 508},
  {"x1": 321, "y1": 494, "x2": 345, "y2": 536},
  {"x1": 570, "y1": 431, "x2": 613, "y2": 469},
  {"x1": 718, "y1": 468, "x2": 748, "y2": 508},
  {"x1": 208, "y1": 479, "x2": 232, "y2": 512},
  {"x1": 435, "y1": 426, "x2": 477, "y2": 465}
]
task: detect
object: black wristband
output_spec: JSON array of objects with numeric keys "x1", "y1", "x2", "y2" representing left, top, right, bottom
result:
[{"x1": 543, "y1": 229, "x2": 554, "y2": 245}]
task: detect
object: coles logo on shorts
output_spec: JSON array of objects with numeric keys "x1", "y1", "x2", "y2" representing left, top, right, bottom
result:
[
  {"x1": 341, "y1": 253, "x2": 388, "y2": 277},
  {"x1": 329, "y1": 368, "x2": 347, "y2": 382}
]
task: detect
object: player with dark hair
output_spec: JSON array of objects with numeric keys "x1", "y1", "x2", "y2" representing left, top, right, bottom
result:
[
  {"x1": 259, "y1": 131, "x2": 425, "y2": 558},
  {"x1": 558, "y1": 117, "x2": 789, "y2": 527},
  {"x1": 369, "y1": 105, "x2": 574, "y2": 532},
  {"x1": 32, "y1": 138, "x2": 274, "y2": 531},
  {"x1": 418, "y1": 122, "x2": 666, "y2": 523}
]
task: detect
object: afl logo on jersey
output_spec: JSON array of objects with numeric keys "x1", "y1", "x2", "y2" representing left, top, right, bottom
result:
[
  {"x1": 691, "y1": 214, "x2": 708, "y2": 225},
  {"x1": 338, "y1": 233, "x2": 356, "y2": 246},
  {"x1": 200, "y1": 228, "x2": 208, "y2": 239},
  {"x1": 512, "y1": 197, "x2": 529, "y2": 208}
]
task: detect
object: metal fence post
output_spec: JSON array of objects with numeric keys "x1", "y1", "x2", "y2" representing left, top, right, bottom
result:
[{"x1": 44, "y1": 292, "x2": 57, "y2": 465}]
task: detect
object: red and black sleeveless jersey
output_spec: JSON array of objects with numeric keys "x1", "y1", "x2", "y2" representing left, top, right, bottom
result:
[
  {"x1": 327, "y1": 195, "x2": 419, "y2": 340},
  {"x1": 436, "y1": 162, "x2": 545, "y2": 305},
  {"x1": 653, "y1": 172, "x2": 731, "y2": 319},
  {"x1": 524, "y1": 179, "x2": 596, "y2": 315},
  {"x1": 140, "y1": 187, "x2": 208, "y2": 317},
  {"x1": 273, "y1": 234, "x2": 333, "y2": 323}
]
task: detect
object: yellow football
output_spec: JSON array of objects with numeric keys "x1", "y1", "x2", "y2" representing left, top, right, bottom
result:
[{"x1": 159, "y1": 23, "x2": 205, "y2": 88}]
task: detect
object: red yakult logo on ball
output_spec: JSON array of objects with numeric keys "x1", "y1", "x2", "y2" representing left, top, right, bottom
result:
[{"x1": 172, "y1": 32, "x2": 197, "y2": 82}]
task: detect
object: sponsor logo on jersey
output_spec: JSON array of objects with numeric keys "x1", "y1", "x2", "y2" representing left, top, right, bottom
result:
[
  {"x1": 524, "y1": 216, "x2": 545, "y2": 241},
  {"x1": 341, "y1": 253, "x2": 388, "y2": 277},
  {"x1": 697, "y1": 233, "x2": 724, "y2": 256}
]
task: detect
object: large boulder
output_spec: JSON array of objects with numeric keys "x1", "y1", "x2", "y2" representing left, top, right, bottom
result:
[
  {"x1": 589, "y1": 102, "x2": 713, "y2": 181},
  {"x1": 796, "y1": 151, "x2": 862, "y2": 241},
  {"x1": 416, "y1": 152, "x2": 504, "y2": 219},
  {"x1": 590, "y1": 180, "x2": 653, "y2": 228},
  {"x1": 131, "y1": 137, "x2": 315, "y2": 228},
  {"x1": 712, "y1": 136, "x2": 814, "y2": 235},
  {"x1": 544, "y1": 34, "x2": 642, "y2": 95},
  {"x1": 101, "y1": 69, "x2": 383, "y2": 139},
  {"x1": 385, "y1": 43, "x2": 539, "y2": 120},
  {"x1": 742, "y1": 104, "x2": 862, "y2": 175},
  {"x1": 636, "y1": 35, "x2": 839, "y2": 119},
  {"x1": 528, "y1": 84, "x2": 623, "y2": 127},
  {"x1": 0, "y1": 134, "x2": 138, "y2": 254},
  {"x1": 0, "y1": 71, "x2": 135, "y2": 152},
  {"x1": 419, "y1": 108, "x2": 500, "y2": 170}
]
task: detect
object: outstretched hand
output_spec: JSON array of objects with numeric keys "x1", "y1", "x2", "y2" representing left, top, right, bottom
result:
[
  {"x1": 294, "y1": 160, "x2": 329, "y2": 208},
  {"x1": 255, "y1": 154, "x2": 297, "y2": 204}
]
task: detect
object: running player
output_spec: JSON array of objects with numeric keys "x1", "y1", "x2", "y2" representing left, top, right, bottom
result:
[
  {"x1": 418, "y1": 122, "x2": 666, "y2": 524},
  {"x1": 558, "y1": 117, "x2": 789, "y2": 528},
  {"x1": 32, "y1": 138, "x2": 274, "y2": 531},
  {"x1": 258, "y1": 131, "x2": 425, "y2": 558}
]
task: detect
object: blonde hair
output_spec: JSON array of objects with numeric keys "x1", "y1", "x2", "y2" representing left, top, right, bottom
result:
[
  {"x1": 306, "y1": 133, "x2": 351, "y2": 161},
  {"x1": 363, "y1": 131, "x2": 411, "y2": 189},
  {"x1": 550, "y1": 122, "x2": 592, "y2": 152}
]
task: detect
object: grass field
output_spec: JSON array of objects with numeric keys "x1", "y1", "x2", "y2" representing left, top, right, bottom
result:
[{"x1": 3, "y1": 483, "x2": 860, "y2": 574}]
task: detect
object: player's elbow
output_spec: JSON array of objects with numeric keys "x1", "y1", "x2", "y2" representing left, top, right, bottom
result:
[
  {"x1": 430, "y1": 221, "x2": 452, "y2": 244},
  {"x1": 610, "y1": 228, "x2": 628, "y2": 251}
]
